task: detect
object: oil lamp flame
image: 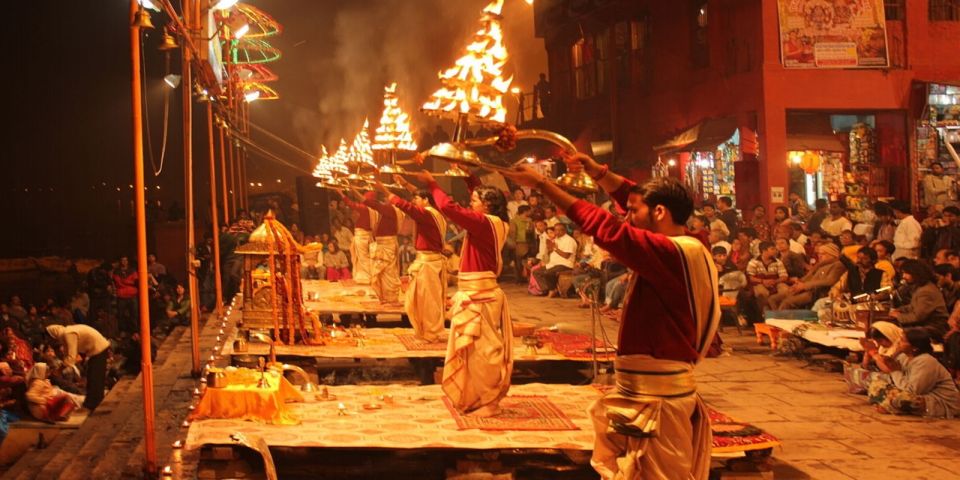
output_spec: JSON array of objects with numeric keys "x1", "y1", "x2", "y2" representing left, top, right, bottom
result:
[{"x1": 374, "y1": 83, "x2": 418, "y2": 152}]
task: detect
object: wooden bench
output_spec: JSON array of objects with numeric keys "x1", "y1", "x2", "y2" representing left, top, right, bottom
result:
[
  {"x1": 0, "y1": 413, "x2": 87, "y2": 465},
  {"x1": 753, "y1": 323, "x2": 784, "y2": 350}
]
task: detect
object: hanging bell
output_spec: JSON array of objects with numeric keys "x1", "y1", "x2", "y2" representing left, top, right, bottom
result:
[
  {"x1": 158, "y1": 28, "x2": 179, "y2": 51},
  {"x1": 133, "y1": 8, "x2": 154, "y2": 29}
]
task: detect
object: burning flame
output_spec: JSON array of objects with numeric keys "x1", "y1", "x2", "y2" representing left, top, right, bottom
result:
[
  {"x1": 374, "y1": 83, "x2": 418, "y2": 152},
  {"x1": 312, "y1": 145, "x2": 331, "y2": 178},
  {"x1": 422, "y1": 0, "x2": 512, "y2": 124},
  {"x1": 346, "y1": 119, "x2": 376, "y2": 168}
]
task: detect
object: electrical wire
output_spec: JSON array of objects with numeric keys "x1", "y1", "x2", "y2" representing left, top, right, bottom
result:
[
  {"x1": 140, "y1": 29, "x2": 158, "y2": 177},
  {"x1": 247, "y1": 120, "x2": 320, "y2": 162}
]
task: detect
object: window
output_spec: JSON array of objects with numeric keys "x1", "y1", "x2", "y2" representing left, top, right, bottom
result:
[
  {"x1": 614, "y1": 20, "x2": 650, "y2": 88},
  {"x1": 571, "y1": 31, "x2": 609, "y2": 99},
  {"x1": 930, "y1": 0, "x2": 960, "y2": 21},
  {"x1": 691, "y1": 1, "x2": 709, "y2": 68},
  {"x1": 884, "y1": 0, "x2": 905, "y2": 21}
]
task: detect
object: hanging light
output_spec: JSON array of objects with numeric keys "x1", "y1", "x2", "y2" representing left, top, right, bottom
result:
[
  {"x1": 139, "y1": 0, "x2": 162, "y2": 12},
  {"x1": 212, "y1": 0, "x2": 240, "y2": 10},
  {"x1": 244, "y1": 90, "x2": 260, "y2": 103},
  {"x1": 234, "y1": 24, "x2": 250, "y2": 39},
  {"x1": 163, "y1": 74, "x2": 182, "y2": 89}
]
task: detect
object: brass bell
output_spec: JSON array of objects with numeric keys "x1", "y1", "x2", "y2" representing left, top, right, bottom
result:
[
  {"x1": 158, "y1": 28, "x2": 179, "y2": 51},
  {"x1": 555, "y1": 170, "x2": 598, "y2": 195},
  {"x1": 133, "y1": 8, "x2": 154, "y2": 29}
]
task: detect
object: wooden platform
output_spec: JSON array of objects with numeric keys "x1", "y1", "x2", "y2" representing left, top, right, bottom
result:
[{"x1": 302, "y1": 280, "x2": 405, "y2": 315}]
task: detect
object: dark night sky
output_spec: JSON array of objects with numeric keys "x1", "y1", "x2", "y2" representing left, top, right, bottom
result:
[{"x1": 1, "y1": 1, "x2": 544, "y2": 258}]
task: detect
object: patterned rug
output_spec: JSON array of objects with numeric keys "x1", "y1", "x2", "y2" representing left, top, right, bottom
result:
[
  {"x1": 443, "y1": 395, "x2": 580, "y2": 431},
  {"x1": 396, "y1": 334, "x2": 448, "y2": 351},
  {"x1": 535, "y1": 331, "x2": 616, "y2": 360},
  {"x1": 708, "y1": 408, "x2": 781, "y2": 453}
]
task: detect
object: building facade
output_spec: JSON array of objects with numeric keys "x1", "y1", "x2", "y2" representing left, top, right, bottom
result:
[{"x1": 533, "y1": 0, "x2": 960, "y2": 212}]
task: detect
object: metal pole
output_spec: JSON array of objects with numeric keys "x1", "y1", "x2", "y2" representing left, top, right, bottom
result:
[
  {"x1": 208, "y1": 102, "x2": 224, "y2": 318},
  {"x1": 129, "y1": 0, "x2": 157, "y2": 474},
  {"x1": 182, "y1": 0, "x2": 202, "y2": 376},
  {"x1": 218, "y1": 122, "x2": 230, "y2": 224}
]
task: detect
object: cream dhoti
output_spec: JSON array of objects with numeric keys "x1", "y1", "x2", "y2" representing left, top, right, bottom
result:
[
  {"x1": 351, "y1": 228, "x2": 373, "y2": 284},
  {"x1": 370, "y1": 235, "x2": 401, "y2": 304},
  {"x1": 442, "y1": 271, "x2": 513, "y2": 413},
  {"x1": 405, "y1": 251, "x2": 447, "y2": 342},
  {"x1": 589, "y1": 355, "x2": 712, "y2": 480}
]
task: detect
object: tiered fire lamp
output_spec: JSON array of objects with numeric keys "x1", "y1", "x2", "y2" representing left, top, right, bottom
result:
[
  {"x1": 373, "y1": 82, "x2": 418, "y2": 176},
  {"x1": 420, "y1": 0, "x2": 596, "y2": 193}
]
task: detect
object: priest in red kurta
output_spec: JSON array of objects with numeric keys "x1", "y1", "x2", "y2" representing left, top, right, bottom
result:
[
  {"x1": 340, "y1": 193, "x2": 378, "y2": 284},
  {"x1": 504, "y1": 155, "x2": 720, "y2": 480},
  {"x1": 362, "y1": 191, "x2": 405, "y2": 305},
  {"x1": 411, "y1": 170, "x2": 512, "y2": 417},
  {"x1": 374, "y1": 178, "x2": 449, "y2": 342}
]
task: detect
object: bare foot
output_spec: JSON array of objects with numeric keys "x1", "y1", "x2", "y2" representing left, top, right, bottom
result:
[{"x1": 467, "y1": 403, "x2": 502, "y2": 417}]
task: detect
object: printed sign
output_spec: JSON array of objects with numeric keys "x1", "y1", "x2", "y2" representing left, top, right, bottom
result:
[{"x1": 778, "y1": 0, "x2": 889, "y2": 69}]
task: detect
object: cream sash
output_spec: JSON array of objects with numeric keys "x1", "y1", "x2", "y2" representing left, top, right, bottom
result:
[
  {"x1": 405, "y1": 251, "x2": 447, "y2": 342},
  {"x1": 370, "y1": 236, "x2": 400, "y2": 304},
  {"x1": 441, "y1": 271, "x2": 513, "y2": 413},
  {"x1": 351, "y1": 228, "x2": 373, "y2": 284}
]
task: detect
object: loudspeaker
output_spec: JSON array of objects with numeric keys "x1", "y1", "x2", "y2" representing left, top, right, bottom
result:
[{"x1": 296, "y1": 176, "x2": 331, "y2": 237}]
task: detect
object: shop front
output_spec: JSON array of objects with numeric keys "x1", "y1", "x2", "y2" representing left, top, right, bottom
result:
[{"x1": 915, "y1": 82, "x2": 960, "y2": 211}]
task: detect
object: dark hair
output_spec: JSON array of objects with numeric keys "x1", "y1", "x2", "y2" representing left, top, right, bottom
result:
[
  {"x1": 815, "y1": 198, "x2": 828, "y2": 209},
  {"x1": 517, "y1": 205, "x2": 531, "y2": 215},
  {"x1": 875, "y1": 240, "x2": 895, "y2": 256},
  {"x1": 702, "y1": 203, "x2": 716, "y2": 210},
  {"x1": 873, "y1": 202, "x2": 892, "y2": 216},
  {"x1": 934, "y1": 263, "x2": 957, "y2": 281},
  {"x1": 628, "y1": 177, "x2": 695, "y2": 225},
  {"x1": 415, "y1": 189, "x2": 437, "y2": 208},
  {"x1": 942, "y1": 249, "x2": 960, "y2": 259},
  {"x1": 753, "y1": 204, "x2": 765, "y2": 212},
  {"x1": 718, "y1": 197, "x2": 733, "y2": 207},
  {"x1": 870, "y1": 327, "x2": 892, "y2": 343},
  {"x1": 905, "y1": 328, "x2": 934, "y2": 355},
  {"x1": 901, "y1": 259, "x2": 935, "y2": 285},
  {"x1": 857, "y1": 246, "x2": 878, "y2": 262},
  {"x1": 944, "y1": 206, "x2": 960, "y2": 216},
  {"x1": 739, "y1": 227, "x2": 757, "y2": 239},
  {"x1": 711, "y1": 246, "x2": 728, "y2": 255},
  {"x1": 758, "y1": 241, "x2": 775, "y2": 252},
  {"x1": 775, "y1": 206, "x2": 790, "y2": 216},
  {"x1": 889, "y1": 200, "x2": 910, "y2": 214},
  {"x1": 475, "y1": 185, "x2": 508, "y2": 221}
]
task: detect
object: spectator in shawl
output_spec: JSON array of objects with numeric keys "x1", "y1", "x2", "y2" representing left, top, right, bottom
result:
[
  {"x1": 25, "y1": 363, "x2": 82, "y2": 422},
  {"x1": 890, "y1": 260, "x2": 950, "y2": 340},
  {"x1": 869, "y1": 329, "x2": 960, "y2": 418}
]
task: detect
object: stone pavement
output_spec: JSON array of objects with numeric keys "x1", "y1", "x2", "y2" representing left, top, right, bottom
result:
[{"x1": 504, "y1": 285, "x2": 960, "y2": 480}]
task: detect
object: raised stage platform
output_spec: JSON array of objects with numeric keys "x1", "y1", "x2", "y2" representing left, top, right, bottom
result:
[{"x1": 302, "y1": 280, "x2": 404, "y2": 315}]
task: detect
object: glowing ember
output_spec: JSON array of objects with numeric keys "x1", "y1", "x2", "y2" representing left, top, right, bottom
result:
[
  {"x1": 346, "y1": 119, "x2": 376, "y2": 168},
  {"x1": 373, "y1": 83, "x2": 417, "y2": 152},
  {"x1": 421, "y1": 0, "x2": 512, "y2": 124}
]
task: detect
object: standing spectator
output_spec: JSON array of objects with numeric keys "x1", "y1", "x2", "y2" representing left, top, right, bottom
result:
[
  {"x1": 873, "y1": 202, "x2": 897, "y2": 243},
  {"x1": 807, "y1": 199, "x2": 829, "y2": 235},
  {"x1": 533, "y1": 73, "x2": 552, "y2": 117},
  {"x1": 717, "y1": 196, "x2": 740, "y2": 238},
  {"x1": 527, "y1": 193, "x2": 546, "y2": 222},
  {"x1": 922, "y1": 162, "x2": 953, "y2": 208},
  {"x1": 146, "y1": 253, "x2": 166, "y2": 279},
  {"x1": 112, "y1": 256, "x2": 138, "y2": 334},
  {"x1": 506, "y1": 188, "x2": 528, "y2": 220},
  {"x1": 747, "y1": 205, "x2": 771, "y2": 241},
  {"x1": 821, "y1": 202, "x2": 853, "y2": 238},
  {"x1": 788, "y1": 192, "x2": 811, "y2": 220},
  {"x1": 747, "y1": 241, "x2": 789, "y2": 314},
  {"x1": 507, "y1": 205, "x2": 533, "y2": 282},
  {"x1": 701, "y1": 204, "x2": 729, "y2": 239},
  {"x1": 891, "y1": 200, "x2": 922, "y2": 260},
  {"x1": 46, "y1": 324, "x2": 110, "y2": 411},
  {"x1": 543, "y1": 205, "x2": 561, "y2": 228},
  {"x1": 533, "y1": 224, "x2": 577, "y2": 297},
  {"x1": 922, "y1": 205, "x2": 960, "y2": 258}
]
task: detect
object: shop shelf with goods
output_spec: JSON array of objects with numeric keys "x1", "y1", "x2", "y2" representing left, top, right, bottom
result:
[{"x1": 917, "y1": 83, "x2": 960, "y2": 208}]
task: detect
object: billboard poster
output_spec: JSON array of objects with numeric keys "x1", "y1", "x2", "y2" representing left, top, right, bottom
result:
[{"x1": 777, "y1": 0, "x2": 889, "y2": 69}]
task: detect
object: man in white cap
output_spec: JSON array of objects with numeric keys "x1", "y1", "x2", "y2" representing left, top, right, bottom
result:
[{"x1": 768, "y1": 243, "x2": 846, "y2": 310}]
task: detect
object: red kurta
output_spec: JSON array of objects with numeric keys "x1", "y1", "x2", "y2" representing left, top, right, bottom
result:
[
  {"x1": 429, "y1": 181, "x2": 498, "y2": 273},
  {"x1": 341, "y1": 195, "x2": 373, "y2": 231},
  {"x1": 391, "y1": 196, "x2": 444, "y2": 252},
  {"x1": 363, "y1": 192, "x2": 399, "y2": 237},
  {"x1": 565, "y1": 179, "x2": 701, "y2": 363}
]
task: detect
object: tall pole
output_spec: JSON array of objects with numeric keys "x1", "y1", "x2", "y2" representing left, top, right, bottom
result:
[
  {"x1": 207, "y1": 102, "x2": 224, "y2": 318},
  {"x1": 218, "y1": 122, "x2": 229, "y2": 224},
  {"x1": 239, "y1": 101, "x2": 249, "y2": 210},
  {"x1": 129, "y1": 0, "x2": 157, "y2": 475},
  {"x1": 182, "y1": 0, "x2": 202, "y2": 376},
  {"x1": 227, "y1": 77, "x2": 239, "y2": 217}
]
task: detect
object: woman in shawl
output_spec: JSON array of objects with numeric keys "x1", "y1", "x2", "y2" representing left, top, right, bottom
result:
[
  {"x1": 24, "y1": 363, "x2": 82, "y2": 422},
  {"x1": 844, "y1": 322, "x2": 904, "y2": 394},
  {"x1": 869, "y1": 329, "x2": 960, "y2": 418}
]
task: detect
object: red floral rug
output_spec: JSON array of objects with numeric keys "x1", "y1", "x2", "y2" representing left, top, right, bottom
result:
[
  {"x1": 535, "y1": 331, "x2": 616, "y2": 360},
  {"x1": 396, "y1": 334, "x2": 447, "y2": 351},
  {"x1": 443, "y1": 395, "x2": 579, "y2": 431}
]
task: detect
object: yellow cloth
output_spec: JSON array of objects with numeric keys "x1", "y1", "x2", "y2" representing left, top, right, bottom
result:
[
  {"x1": 589, "y1": 235, "x2": 719, "y2": 480},
  {"x1": 190, "y1": 368, "x2": 304, "y2": 425},
  {"x1": 589, "y1": 356, "x2": 711, "y2": 480},
  {"x1": 370, "y1": 236, "x2": 401, "y2": 304},
  {"x1": 405, "y1": 251, "x2": 448, "y2": 342},
  {"x1": 442, "y1": 271, "x2": 513, "y2": 413},
  {"x1": 351, "y1": 228, "x2": 373, "y2": 284}
]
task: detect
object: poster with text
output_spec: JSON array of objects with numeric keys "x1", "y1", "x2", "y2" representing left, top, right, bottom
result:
[{"x1": 778, "y1": 0, "x2": 889, "y2": 69}]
